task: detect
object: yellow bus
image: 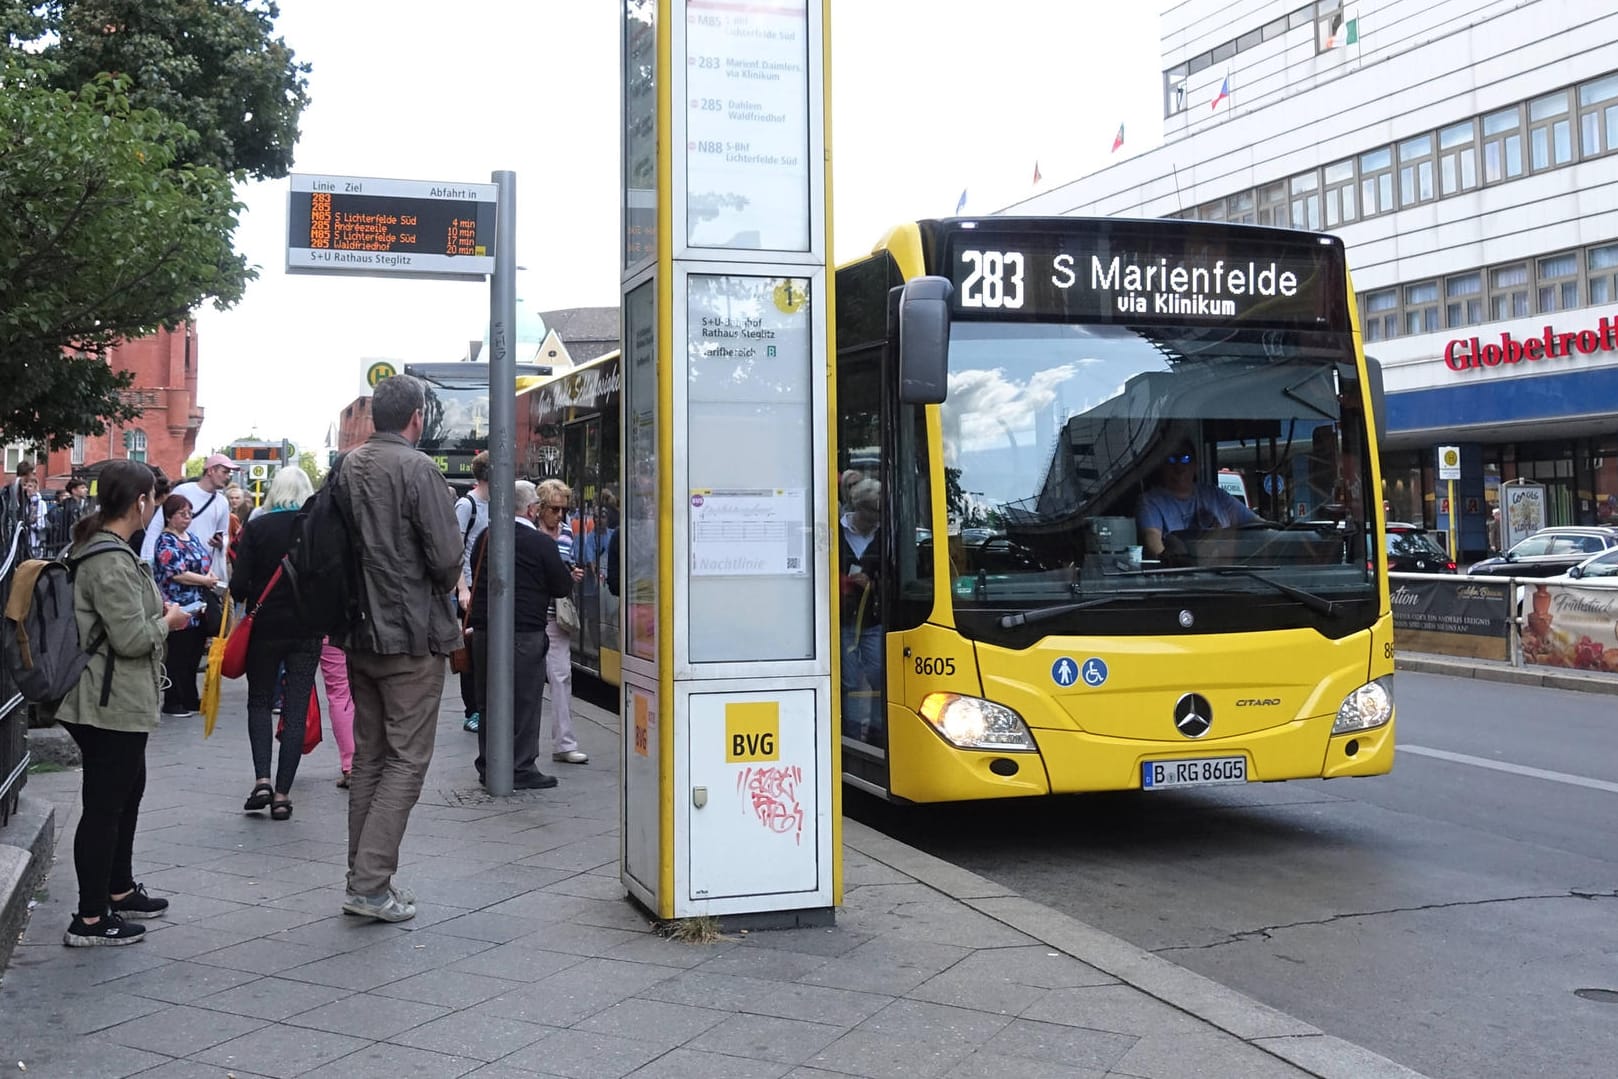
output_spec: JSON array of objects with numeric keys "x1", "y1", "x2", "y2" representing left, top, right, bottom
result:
[{"x1": 834, "y1": 217, "x2": 1395, "y2": 802}]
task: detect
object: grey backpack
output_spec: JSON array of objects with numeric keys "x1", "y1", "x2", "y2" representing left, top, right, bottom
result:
[{"x1": 2, "y1": 541, "x2": 133, "y2": 707}]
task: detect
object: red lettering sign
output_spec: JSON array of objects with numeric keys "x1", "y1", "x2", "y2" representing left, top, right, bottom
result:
[{"x1": 1442, "y1": 316, "x2": 1618, "y2": 374}]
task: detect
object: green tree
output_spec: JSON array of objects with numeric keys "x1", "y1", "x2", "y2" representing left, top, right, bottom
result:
[
  {"x1": 182, "y1": 454, "x2": 205, "y2": 478},
  {"x1": 5, "y1": 0, "x2": 311, "y2": 180},
  {"x1": 0, "y1": 62, "x2": 250, "y2": 449},
  {"x1": 297, "y1": 449, "x2": 320, "y2": 486}
]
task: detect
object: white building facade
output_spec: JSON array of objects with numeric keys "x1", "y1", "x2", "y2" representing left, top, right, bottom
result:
[{"x1": 1010, "y1": 0, "x2": 1618, "y2": 558}]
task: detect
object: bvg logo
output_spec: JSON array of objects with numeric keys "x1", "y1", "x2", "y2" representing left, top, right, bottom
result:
[{"x1": 725, "y1": 701, "x2": 780, "y2": 763}]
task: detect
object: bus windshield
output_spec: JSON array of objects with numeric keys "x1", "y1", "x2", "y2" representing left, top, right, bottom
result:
[
  {"x1": 418, "y1": 375, "x2": 490, "y2": 454},
  {"x1": 938, "y1": 320, "x2": 1375, "y2": 632}
]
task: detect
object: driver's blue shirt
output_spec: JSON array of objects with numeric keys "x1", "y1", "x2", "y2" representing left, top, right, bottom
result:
[{"x1": 1137, "y1": 484, "x2": 1258, "y2": 536}]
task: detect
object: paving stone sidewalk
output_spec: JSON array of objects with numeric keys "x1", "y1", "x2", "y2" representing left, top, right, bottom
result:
[{"x1": 0, "y1": 674, "x2": 1426, "y2": 1079}]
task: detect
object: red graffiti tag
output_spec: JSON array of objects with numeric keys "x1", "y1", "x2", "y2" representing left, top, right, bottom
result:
[{"x1": 737, "y1": 765, "x2": 804, "y2": 844}]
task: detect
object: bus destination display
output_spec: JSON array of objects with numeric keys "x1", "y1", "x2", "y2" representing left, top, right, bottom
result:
[
  {"x1": 944, "y1": 228, "x2": 1346, "y2": 329},
  {"x1": 286, "y1": 174, "x2": 497, "y2": 279}
]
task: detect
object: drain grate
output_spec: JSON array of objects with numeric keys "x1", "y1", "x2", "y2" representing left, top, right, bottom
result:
[
  {"x1": 1574, "y1": 988, "x2": 1618, "y2": 1004},
  {"x1": 436, "y1": 786, "x2": 551, "y2": 807}
]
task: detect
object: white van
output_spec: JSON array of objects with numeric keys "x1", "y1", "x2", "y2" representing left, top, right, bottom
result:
[{"x1": 1217, "y1": 470, "x2": 1249, "y2": 506}]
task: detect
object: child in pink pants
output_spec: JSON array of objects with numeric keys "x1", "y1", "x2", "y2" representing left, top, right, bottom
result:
[{"x1": 320, "y1": 639, "x2": 355, "y2": 785}]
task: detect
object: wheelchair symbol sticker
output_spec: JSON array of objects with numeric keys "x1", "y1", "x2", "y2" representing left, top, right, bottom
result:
[{"x1": 1052, "y1": 656, "x2": 1107, "y2": 687}]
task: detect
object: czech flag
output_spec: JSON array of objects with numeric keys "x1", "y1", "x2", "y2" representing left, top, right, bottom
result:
[
  {"x1": 1211, "y1": 74, "x2": 1231, "y2": 111},
  {"x1": 1111, "y1": 124, "x2": 1125, "y2": 152},
  {"x1": 1032, "y1": 161, "x2": 1042, "y2": 185}
]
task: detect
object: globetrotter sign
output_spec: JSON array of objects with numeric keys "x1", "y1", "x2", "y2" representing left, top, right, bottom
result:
[{"x1": 1443, "y1": 316, "x2": 1618, "y2": 372}]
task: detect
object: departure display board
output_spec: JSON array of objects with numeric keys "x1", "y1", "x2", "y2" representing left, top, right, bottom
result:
[
  {"x1": 286, "y1": 174, "x2": 497, "y2": 279},
  {"x1": 942, "y1": 224, "x2": 1348, "y2": 330}
]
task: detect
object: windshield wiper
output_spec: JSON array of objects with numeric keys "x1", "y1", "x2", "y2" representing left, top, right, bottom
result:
[
  {"x1": 1138, "y1": 564, "x2": 1339, "y2": 616},
  {"x1": 998, "y1": 593, "x2": 1145, "y2": 629}
]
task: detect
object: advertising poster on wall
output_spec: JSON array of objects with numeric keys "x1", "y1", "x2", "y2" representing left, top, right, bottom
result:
[
  {"x1": 1390, "y1": 578, "x2": 1510, "y2": 661},
  {"x1": 1521, "y1": 581, "x2": 1618, "y2": 673}
]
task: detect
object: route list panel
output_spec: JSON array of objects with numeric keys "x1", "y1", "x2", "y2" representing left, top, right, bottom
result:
[
  {"x1": 286, "y1": 173, "x2": 497, "y2": 279},
  {"x1": 684, "y1": 0, "x2": 810, "y2": 251}
]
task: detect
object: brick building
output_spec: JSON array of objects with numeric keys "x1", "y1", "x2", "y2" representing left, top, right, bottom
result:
[{"x1": 10, "y1": 323, "x2": 205, "y2": 489}]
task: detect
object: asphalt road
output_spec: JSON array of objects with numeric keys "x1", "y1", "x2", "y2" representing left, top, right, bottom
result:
[{"x1": 849, "y1": 671, "x2": 1618, "y2": 1079}]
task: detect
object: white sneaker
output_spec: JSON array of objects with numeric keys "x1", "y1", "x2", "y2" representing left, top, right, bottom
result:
[
  {"x1": 552, "y1": 750, "x2": 589, "y2": 764},
  {"x1": 341, "y1": 891, "x2": 416, "y2": 922}
]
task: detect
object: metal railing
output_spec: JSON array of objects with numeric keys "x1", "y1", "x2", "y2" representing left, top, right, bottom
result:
[
  {"x1": 0, "y1": 511, "x2": 28, "y2": 826},
  {"x1": 1390, "y1": 570, "x2": 1618, "y2": 676}
]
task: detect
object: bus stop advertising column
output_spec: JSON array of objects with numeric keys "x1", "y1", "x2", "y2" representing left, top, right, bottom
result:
[{"x1": 619, "y1": 0, "x2": 837, "y2": 925}]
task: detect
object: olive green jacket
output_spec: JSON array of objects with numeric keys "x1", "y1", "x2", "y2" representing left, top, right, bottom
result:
[{"x1": 54, "y1": 531, "x2": 170, "y2": 733}]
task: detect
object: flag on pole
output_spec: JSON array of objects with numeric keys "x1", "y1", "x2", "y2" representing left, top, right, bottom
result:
[
  {"x1": 1032, "y1": 161, "x2": 1042, "y2": 185},
  {"x1": 1111, "y1": 124, "x2": 1125, "y2": 152},
  {"x1": 1211, "y1": 73, "x2": 1231, "y2": 111},
  {"x1": 955, "y1": 188, "x2": 968, "y2": 215},
  {"x1": 1323, "y1": 7, "x2": 1359, "y2": 48}
]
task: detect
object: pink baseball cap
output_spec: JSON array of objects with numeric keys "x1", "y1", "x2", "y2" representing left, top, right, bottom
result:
[{"x1": 203, "y1": 453, "x2": 234, "y2": 470}]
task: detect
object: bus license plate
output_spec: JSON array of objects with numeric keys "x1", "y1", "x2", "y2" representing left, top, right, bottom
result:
[{"x1": 1142, "y1": 756, "x2": 1247, "y2": 790}]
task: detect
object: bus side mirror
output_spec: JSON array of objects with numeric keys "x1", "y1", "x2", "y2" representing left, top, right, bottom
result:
[
  {"x1": 1363, "y1": 354, "x2": 1387, "y2": 446},
  {"x1": 896, "y1": 276, "x2": 952, "y2": 404}
]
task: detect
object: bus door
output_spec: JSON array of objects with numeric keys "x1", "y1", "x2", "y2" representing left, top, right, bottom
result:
[
  {"x1": 835, "y1": 346, "x2": 890, "y2": 779},
  {"x1": 563, "y1": 416, "x2": 603, "y2": 667}
]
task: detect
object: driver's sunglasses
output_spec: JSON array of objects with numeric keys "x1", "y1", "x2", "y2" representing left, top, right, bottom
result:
[{"x1": 1166, "y1": 453, "x2": 1194, "y2": 465}]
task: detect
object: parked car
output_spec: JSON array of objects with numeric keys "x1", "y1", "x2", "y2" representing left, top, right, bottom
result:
[
  {"x1": 1465, "y1": 525, "x2": 1618, "y2": 578},
  {"x1": 1384, "y1": 522, "x2": 1456, "y2": 573}
]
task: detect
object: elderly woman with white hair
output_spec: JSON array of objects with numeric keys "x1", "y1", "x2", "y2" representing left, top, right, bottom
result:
[{"x1": 228, "y1": 466, "x2": 320, "y2": 820}]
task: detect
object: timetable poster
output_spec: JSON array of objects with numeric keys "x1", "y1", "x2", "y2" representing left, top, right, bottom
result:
[{"x1": 684, "y1": 0, "x2": 811, "y2": 251}]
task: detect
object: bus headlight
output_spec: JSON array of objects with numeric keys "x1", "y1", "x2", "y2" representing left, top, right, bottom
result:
[
  {"x1": 918, "y1": 693, "x2": 1037, "y2": 751},
  {"x1": 1333, "y1": 677, "x2": 1393, "y2": 734}
]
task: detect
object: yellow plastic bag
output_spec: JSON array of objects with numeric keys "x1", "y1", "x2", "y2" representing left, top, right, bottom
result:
[{"x1": 201, "y1": 593, "x2": 232, "y2": 738}]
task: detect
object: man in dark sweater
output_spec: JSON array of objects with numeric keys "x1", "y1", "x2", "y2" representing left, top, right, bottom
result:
[{"x1": 468, "y1": 479, "x2": 575, "y2": 789}]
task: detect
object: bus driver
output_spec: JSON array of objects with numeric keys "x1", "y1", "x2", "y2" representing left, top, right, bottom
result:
[{"x1": 1136, "y1": 440, "x2": 1258, "y2": 560}]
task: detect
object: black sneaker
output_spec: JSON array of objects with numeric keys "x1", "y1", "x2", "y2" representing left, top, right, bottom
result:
[
  {"x1": 110, "y1": 883, "x2": 169, "y2": 919},
  {"x1": 513, "y1": 772, "x2": 558, "y2": 790},
  {"x1": 63, "y1": 911, "x2": 145, "y2": 947}
]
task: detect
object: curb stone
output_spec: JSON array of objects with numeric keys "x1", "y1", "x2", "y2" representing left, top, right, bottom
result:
[
  {"x1": 0, "y1": 794, "x2": 56, "y2": 975},
  {"x1": 25, "y1": 724, "x2": 80, "y2": 769},
  {"x1": 843, "y1": 818, "x2": 1433, "y2": 1079}
]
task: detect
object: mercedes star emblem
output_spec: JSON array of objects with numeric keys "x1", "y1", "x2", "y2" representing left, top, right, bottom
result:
[{"x1": 1174, "y1": 693, "x2": 1213, "y2": 738}]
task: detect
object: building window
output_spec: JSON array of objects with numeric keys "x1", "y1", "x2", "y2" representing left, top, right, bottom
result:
[
  {"x1": 1289, "y1": 170, "x2": 1321, "y2": 231},
  {"x1": 1438, "y1": 121, "x2": 1479, "y2": 195},
  {"x1": 1536, "y1": 253, "x2": 1580, "y2": 313},
  {"x1": 1589, "y1": 243, "x2": 1618, "y2": 305},
  {"x1": 1322, "y1": 158, "x2": 1356, "y2": 226},
  {"x1": 71, "y1": 434, "x2": 86, "y2": 467},
  {"x1": 1263, "y1": 14, "x2": 1289, "y2": 40},
  {"x1": 1398, "y1": 133, "x2": 1436, "y2": 205},
  {"x1": 1404, "y1": 281, "x2": 1440, "y2": 335},
  {"x1": 1363, "y1": 289, "x2": 1398, "y2": 342},
  {"x1": 1227, "y1": 190, "x2": 1256, "y2": 224},
  {"x1": 3, "y1": 444, "x2": 34, "y2": 474},
  {"x1": 1490, "y1": 263, "x2": 1530, "y2": 321},
  {"x1": 1197, "y1": 197, "x2": 1226, "y2": 222},
  {"x1": 1359, "y1": 147, "x2": 1394, "y2": 216},
  {"x1": 1528, "y1": 91, "x2": 1574, "y2": 170},
  {"x1": 123, "y1": 429, "x2": 147, "y2": 464},
  {"x1": 1445, "y1": 272, "x2": 1484, "y2": 328},
  {"x1": 1482, "y1": 107, "x2": 1525, "y2": 183},
  {"x1": 1579, "y1": 74, "x2": 1618, "y2": 157},
  {"x1": 1256, "y1": 181, "x2": 1288, "y2": 226}
]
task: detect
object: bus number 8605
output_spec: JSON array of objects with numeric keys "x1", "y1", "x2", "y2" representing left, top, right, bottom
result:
[{"x1": 959, "y1": 250, "x2": 1025, "y2": 309}]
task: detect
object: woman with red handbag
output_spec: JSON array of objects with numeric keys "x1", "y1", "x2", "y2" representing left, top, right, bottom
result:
[{"x1": 228, "y1": 467, "x2": 321, "y2": 820}]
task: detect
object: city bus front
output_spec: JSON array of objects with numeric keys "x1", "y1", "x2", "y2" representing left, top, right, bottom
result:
[{"x1": 854, "y1": 220, "x2": 1394, "y2": 803}]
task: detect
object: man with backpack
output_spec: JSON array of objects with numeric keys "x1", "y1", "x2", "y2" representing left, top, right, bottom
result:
[
  {"x1": 336, "y1": 374, "x2": 463, "y2": 923},
  {"x1": 454, "y1": 451, "x2": 490, "y2": 732}
]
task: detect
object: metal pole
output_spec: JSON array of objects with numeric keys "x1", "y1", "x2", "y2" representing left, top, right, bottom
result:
[{"x1": 485, "y1": 169, "x2": 517, "y2": 796}]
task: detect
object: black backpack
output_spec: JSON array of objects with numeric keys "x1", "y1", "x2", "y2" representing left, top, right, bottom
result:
[
  {"x1": 281, "y1": 455, "x2": 364, "y2": 639},
  {"x1": 2, "y1": 540, "x2": 135, "y2": 708}
]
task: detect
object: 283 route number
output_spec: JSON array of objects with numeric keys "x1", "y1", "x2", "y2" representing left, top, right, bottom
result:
[
  {"x1": 959, "y1": 250, "x2": 1025, "y2": 309},
  {"x1": 914, "y1": 656, "x2": 956, "y2": 676}
]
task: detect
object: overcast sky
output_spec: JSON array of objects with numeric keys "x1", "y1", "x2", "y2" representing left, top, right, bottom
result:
[{"x1": 192, "y1": 1, "x2": 1161, "y2": 459}]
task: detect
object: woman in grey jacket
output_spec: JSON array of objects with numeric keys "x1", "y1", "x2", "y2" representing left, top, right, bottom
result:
[{"x1": 57, "y1": 461, "x2": 192, "y2": 947}]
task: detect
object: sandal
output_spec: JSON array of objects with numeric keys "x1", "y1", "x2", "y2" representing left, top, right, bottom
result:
[
  {"x1": 243, "y1": 783, "x2": 273, "y2": 812},
  {"x1": 270, "y1": 800, "x2": 293, "y2": 821}
]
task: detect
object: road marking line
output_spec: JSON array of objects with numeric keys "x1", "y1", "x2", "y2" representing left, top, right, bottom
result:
[{"x1": 1401, "y1": 744, "x2": 1618, "y2": 794}]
